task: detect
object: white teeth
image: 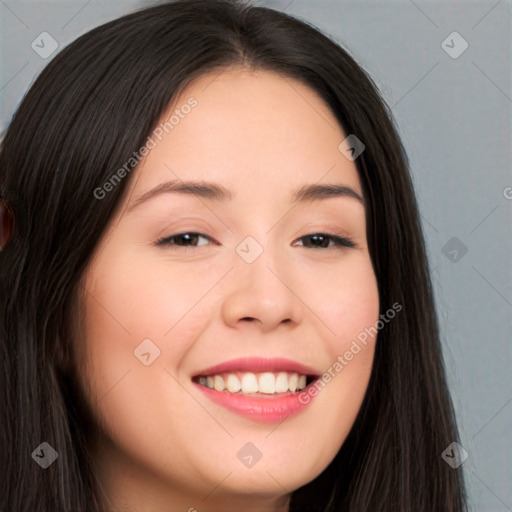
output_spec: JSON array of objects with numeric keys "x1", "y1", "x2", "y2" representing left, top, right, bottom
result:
[
  {"x1": 225, "y1": 374, "x2": 241, "y2": 392},
  {"x1": 275, "y1": 372, "x2": 289, "y2": 393},
  {"x1": 241, "y1": 373, "x2": 259, "y2": 394},
  {"x1": 288, "y1": 373, "x2": 299, "y2": 392},
  {"x1": 213, "y1": 375, "x2": 225, "y2": 392},
  {"x1": 198, "y1": 371, "x2": 310, "y2": 395},
  {"x1": 258, "y1": 372, "x2": 275, "y2": 394}
]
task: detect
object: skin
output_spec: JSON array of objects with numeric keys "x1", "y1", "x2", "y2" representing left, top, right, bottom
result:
[{"x1": 76, "y1": 68, "x2": 380, "y2": 512}]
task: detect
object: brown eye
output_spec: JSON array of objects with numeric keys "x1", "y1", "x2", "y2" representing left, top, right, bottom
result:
[
  {"x1": 296, "y1": 233, "x2": 355, "y2": 249},
  {"x1": 155, "y1": 232, "x2": 212, "y2": 249}
]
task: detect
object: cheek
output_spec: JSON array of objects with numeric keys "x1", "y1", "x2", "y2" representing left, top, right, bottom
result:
[
  {"x1": 294, "y1": 253, "x2": 379, "y2": 444},
  {"x1": 77, "y1": 255, "x2": 218, "y2": 479},
  {"x1": 82, "y1": 244, "x2": 220, "y2": 353},
  {"x1": 78, "y1": 248, "x2": 220, "y2": 410},
  {"x1": 303, "y1": 252, "x2": 380, "y2": 346}
]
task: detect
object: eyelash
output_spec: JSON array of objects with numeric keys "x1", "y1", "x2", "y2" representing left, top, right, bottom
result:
[{"x1": 155, "y1": 232, "x2": 356, "y2": 251}]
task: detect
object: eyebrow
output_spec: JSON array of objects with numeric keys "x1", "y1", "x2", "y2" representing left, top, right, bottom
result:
[{"x1": 128, "y1": 179, "x2": 364, "y2": 211}]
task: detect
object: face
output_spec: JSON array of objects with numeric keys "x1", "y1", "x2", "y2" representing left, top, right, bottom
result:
[{"x1": 77, "y1": 68, "x2": 380, "y2": 512}]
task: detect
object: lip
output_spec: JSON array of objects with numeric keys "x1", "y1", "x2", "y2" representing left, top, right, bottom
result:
[
  {"x1": 192, "y1": 357, "x2": 320, "y2": 423},
  {"x1": 193, "y1": 357, "x2": 320, "y2": 377}
]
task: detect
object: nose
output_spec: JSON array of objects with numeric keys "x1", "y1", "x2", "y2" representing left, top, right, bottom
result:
[{"x1": 221, "y1": 243, "x2": 304, "y2": 333}]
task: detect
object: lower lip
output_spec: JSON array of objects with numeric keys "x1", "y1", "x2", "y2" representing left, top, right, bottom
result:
[{"x1": 193, "y1": 382, "x2": 316, "y2": 423}]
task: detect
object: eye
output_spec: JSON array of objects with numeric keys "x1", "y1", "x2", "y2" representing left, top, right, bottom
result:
[
  {"x1": 155, "y1": 232, "x2": 213, "y2": 250},
  {"x1": 155, "y1": 232, "x2": 356, "y2": 251},
  {"x1": 294, "y1": 233, "x2": 356, "y2": 250}
]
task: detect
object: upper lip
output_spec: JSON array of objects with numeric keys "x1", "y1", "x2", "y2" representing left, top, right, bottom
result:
[{"x1": 193, "y1": 357, "x2": 320, "y2": 377}]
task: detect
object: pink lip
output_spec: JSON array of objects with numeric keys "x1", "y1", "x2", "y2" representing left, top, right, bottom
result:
[
  {"x1": 193, "y1": 357, "x2": 319, "y2": 377},
  {"x1": 192, "y1": 357, "x2": 319, "y2": 423},
  {"x1": 193, "y1": 383, "x2": 316, "y2": 423}
]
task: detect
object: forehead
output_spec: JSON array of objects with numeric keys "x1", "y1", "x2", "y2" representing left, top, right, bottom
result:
[{"x1": 125, "y1": 68, "x2": 362, "y2": 204}]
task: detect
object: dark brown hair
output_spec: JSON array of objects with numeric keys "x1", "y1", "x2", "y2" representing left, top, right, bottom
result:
[{"x1": 0, "y1": 1, "x2": 468, "y2": 510}]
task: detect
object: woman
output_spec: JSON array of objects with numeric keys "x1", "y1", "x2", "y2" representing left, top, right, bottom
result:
[{"x1": 0, "y1": 0, "x2": 468, "y2": 510}]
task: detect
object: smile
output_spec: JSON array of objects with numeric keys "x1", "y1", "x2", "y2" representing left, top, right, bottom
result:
[
  {"x1": 192, "y1": 357, "x2": 320, "y2": 422},
  {"x1": 195, "y1": 371, "x2": 312, "y2": 395}
]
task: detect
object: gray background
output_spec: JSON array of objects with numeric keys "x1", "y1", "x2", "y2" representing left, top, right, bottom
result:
[{"x1": 1, "y1": 1, "x2": 511, "y2": 510}]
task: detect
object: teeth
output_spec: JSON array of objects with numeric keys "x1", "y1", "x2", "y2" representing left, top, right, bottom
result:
[
  {"x1": 258, "y1": 372, "x2": 275, "y2": 394},
  {"x1": 288, "y1": 373, "x2": 298, "y2": 392},
  {"x1": 241, "y1": 373, "x2": 259, "y2": 394},
  {"x1": 226, "y1": 374, "x2": 241, "y2": 392},
  {"x1": 275, "y1": 372, "x2": 289, "y2": 393},
  {"x1": 213, "y1": 375, "x2": 225, "y2": 392},
  {"x1": 198, "y1": 371, "x2": 310, "y2": 395}
]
